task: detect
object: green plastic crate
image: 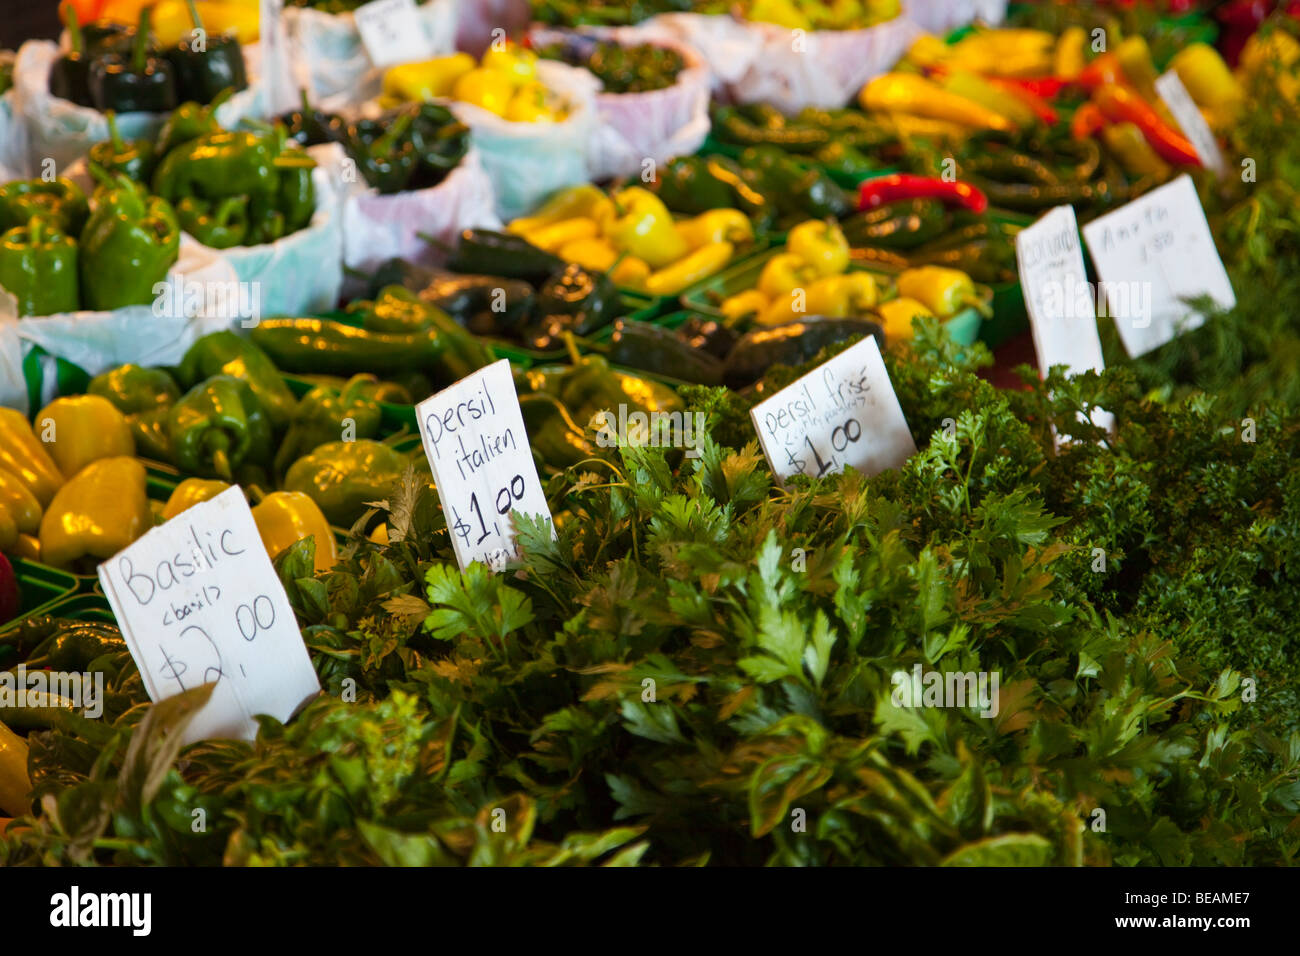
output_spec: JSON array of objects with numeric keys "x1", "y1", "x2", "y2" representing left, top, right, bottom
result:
[
  {"x1": 678, "y1": 247, "x2": 987, "y2": 347},
  {"x1": 0, "y1": 559, "x2": 81, "y2": 635}
]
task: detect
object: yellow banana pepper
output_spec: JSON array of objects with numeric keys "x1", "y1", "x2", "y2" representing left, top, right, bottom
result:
[
  {"x1": 34, "y1": 395, "x2": 134, "y2": 480},
  {"x1": 0, "y1": 718, "x2": 31, "y2": 818},
  {"x1": 162, "y1": 478, "x2": 232, "y2": 521},
  {"x1": 522, "y1": 217, "x2": 600, "y2": 253},
  {"x1": 508, "y1": 185, "x2": 613, "y2": 236},
  {"x1": 876, "y1": 297, "x2": 933, "y2": 342},
  {"x1": 643, "y1": 241, "x2": 734, "y2": 296},
  {"x1": 609, "y1": 256, "x2": 651, "y2": 290},
  {"x1": 481, "y1": 45, "x2": 539, "y2": 86},
  {"x1": 558, "y1": 237, "x2": 620, "y2": 272},
  {"x1": 38, "y1": 456, "x2": 149, "y2": 570},
  {"x1": 0, "y1": 469, "x2": 41, "y2": 536},
  {"x1": 897, "y1": 266, "x2": 989, "y2": 319},
  {"x1": 1054, "y1": 27, "x2": 1087, "y2": 80},
  {"x1": 383, "y1": 53, "x2": 476, "y2": 102},
  {"x1": 786, "y1": 219, "x2": 850, "y2": 277},
  {"x1": 151, "y1": 1, "x2": 260, "y2": 46},
  {"x1": 252, "y1": 491, "x2": 338, "y2": 574},
  {"x1": 454, "y1": 68, "x2": 515, "y2": 116},
  {"x1": 720, "y1": 289, "x2": 768, "y2": 322},
  {"x1": 675, "y1": 209, "x2": 753, "y2": 251},
  {"x1": 602, "y1": 188, "x2": 688, "y2": 269},
  {"x1": 804, "y1": 272, "x2": 879, "y2": 318},
  {"x1": 758, "y1": 253, "x2": 819, "y2": 301},
  {"x1": 0, "y1": 409, "x2": 63, "y2": 509},
  {"x1": 1117, "y1": 36, "x2": 1161, "y2": 103},
  {"x1": 1170, "y1": 44, "x2": 1242, "y2": 111},
  {"x1": 860, "y1": 73, "x2": 1016, "y2": 132}
]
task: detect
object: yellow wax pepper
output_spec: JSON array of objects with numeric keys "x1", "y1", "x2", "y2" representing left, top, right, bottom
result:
[
  {"x1": 644, "y1": 241, "x2": 734, "y2": 296},
  {"x1": 601, "y1": 187, "x2": 688, "y2": 270},
  {"x1": 481, "y1": 44, "x2": 539, "y2": 85},
  {"x1": 34, "y1": 395, "x2": 135, "y2": 480},
  {"x1": 861, "y1": 73, "x2": 1016, "y2": 132},
  {"x1": 0, "y1": 409, "x2": 64, "y2": 508},
  {"x1": 757, "y1": 253, "x2": 819, "y2": 301},
  {"x1": 252, "y1": 492, "x2": 338, "y2": 574},
  {"x1": 0, "y1": 718, "x2": 31, "y2": 818},
  {"x1": 897, "y1": 267, "x2": 990, "y2": 319},
  {"x1": 508, "y1": 185, "x2": 613, "y2": 235},
  {"x1": 877, "y1": 297, "x2": 934, "y2": 341},
  {"x1": 0, "y1": 468, "x2": 42, "y2": 541},
  {"x1": 609, "y1": 256, "x2": 651, "y2": 290},
  {"x1": 383, "y1": 53, "x2": 476, "y2": 102},
  {"x1": 521, "y1": 217, "x2": 600, "y2": 252},
  {"x1": 1169, "y1": 44, "x2": 1242, "y2": 111},
  {"x1": 675, "y1": 209, "x2": 753, "y2": 251},
  {"x1": 786, "y1": 219, "x2": 850, "y2": 277},
  {"x1": 1054, "y1": 27, "x2": 1087, "y2": 80},
  {"x1": 162, "y1": 477, "x2": 232, "y2": 521},
  {"x1": 454, "y1": 68, "x2": 515, "y2": 115},
  {"x1": 38, "y1": 456, "x2": 149, "y2": 570},
  {"x1": 149, "y1": 0, "x2": 260, "y2": 46},
  {"x1": 720, "y1": 289, "x2": 769, "y2": 322},
  {"x1": 558, "y1": 237, "x2": 620, "y2": 272},
  {"x1": 804, "y1": 272, "x2": 878, "y2": 318}
]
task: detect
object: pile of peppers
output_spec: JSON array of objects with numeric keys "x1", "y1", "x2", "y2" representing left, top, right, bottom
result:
[
  {"x1": 534, "y1": 36, "x2": 686, "y2": 94},
  {"x1": 278, "y1": 96, "x2": 469, "y2": 195},
  {"x1": 50, "y1": 4, "x2": 247, "y2": 112}
]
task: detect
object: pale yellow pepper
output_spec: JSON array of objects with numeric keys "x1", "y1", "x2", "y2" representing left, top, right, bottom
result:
[{"x1": 643, "y1": 241, "x2": 734, "y2": 296}]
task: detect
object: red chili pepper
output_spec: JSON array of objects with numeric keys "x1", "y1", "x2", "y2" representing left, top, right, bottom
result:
[
  {"x1": 857, "y1": 174, "x2": 987, "y2": 214},
  {"x1": 995, "y1": 76, "x2": 1068, "y2": 99},
  {"x1": 1092, "y1": 84, "x2": 1202, "y2": 166},
  {"x1": 1070, "y1": 101, "x2": 1106, "y2": 139},
  {"x1": 1077, "y1": 52, "x2": 1125, "y2": 90}
]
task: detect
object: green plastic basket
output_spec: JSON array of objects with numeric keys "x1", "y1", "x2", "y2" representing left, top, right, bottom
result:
[{"x1": 0, "y1": 559, "x2": 81, "y2": 635}]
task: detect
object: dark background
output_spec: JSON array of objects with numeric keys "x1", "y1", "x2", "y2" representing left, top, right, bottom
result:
[{"x1": 2, "y1": 0, "x2": 62, "y2": 50}]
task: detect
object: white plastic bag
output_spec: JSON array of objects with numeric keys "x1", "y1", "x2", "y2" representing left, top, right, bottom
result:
[
  {"x1": 650, "y1": 12, "x2": 921, "y2": 113},
  {"x1": 196, "y1": 153, "x2": 344, "y2": 317},
  {"x1": 0, "y1": 91, "x2": 30, "y2": 179},
  {"x1": 902, "y1": 0, "x2": 1008, "y2": 34},
  {"x1": 448, "y1": 59, "x2": 597, "y2": 220},
  {"x1": 528, "y1": 26, "x2": 710, "y2": 182},
  {"x1": 11, "y1": 40, "x2": 265, "y2": 175},
  {"x1": 0, "y1": 236, "x2": 240, "y2": 415},
  {"x1": 283, "y1": 0, "x2": 457, "y2": 113},
  {"x1": 335, "y1": 146, "x2": 499, "y2": 294}
]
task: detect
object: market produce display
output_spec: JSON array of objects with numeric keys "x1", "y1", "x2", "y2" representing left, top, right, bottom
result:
[{"x1": 0, "y1": 0, "x2": 1298, "y2": 881}]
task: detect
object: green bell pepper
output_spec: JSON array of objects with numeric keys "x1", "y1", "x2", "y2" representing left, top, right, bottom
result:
[
  {"x1": 283, "y1": 439, "x2": 409, "y2": 527},
  {"x1": 168, "y1": 374, "x2": 273, "y2": 480},
  {"x1": 87, "y1": 363, "x2": 181, "y2": 462},
  {"x1": 78, "y1": 171, "x2": 181, "y2": 311},
  {"x1": 154, "y1": 87, "x2": 235, "y2": 157},
  {"x1": 176, "y1": 196, "x2": 249, "y2": 248},
  {"x1": 164, "y1": 0, "x2": 248, "y2": 105},
  {"x1": 48, "y1": 8, "x2": 93, "y2": 106},
  {"x1": 345, "y1": 112, "x2": 417, "y2": 195},
  {"x1": 528, "y1": 264, "x2": 618, "y2": 349},
  {"x1": 274, "y1": 374, "x2": 384, "y2": 477},
  {"x1": 177, "y1": 330, "x2": 298, "y2": 429},
  {"x1": 88, "y1": 8, "x2": 178, "y2": 114},
  {"x1": 0, "y1": 178, "x2": 89, "y2": 235},
  {"x1": 0, "y1": 220, "x2": 79, "y2": 317},
  {"x1": 88, "y1": 110, "x2": 156, "y2": 183}
]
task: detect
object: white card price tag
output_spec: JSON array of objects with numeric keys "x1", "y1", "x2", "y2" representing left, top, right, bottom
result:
[
  {"x1": 1081, "y1": 174, "x2": 1235, "y2": 358},
  {"x1": 98, "y1": 487, "x2": 321, "y2": 745},
  {"x1": 749, "y1": 334, "x2": 916, "y2": 486},
  {"x1": 1155, "y1": 70, "x2": 1227, "y2": 179},
  {"x1": 1015, "y1": 205, "x2": 1105, "y2": 379},
  {"x1": 416, "y1": 359, "x2": 553, "y2": 572},
  {"x1": 353, "y1": 0, "x2": 434, "y2": 69}
]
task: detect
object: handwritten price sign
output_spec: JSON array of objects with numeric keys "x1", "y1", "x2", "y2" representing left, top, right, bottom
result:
[
  {"x1": 1081, "y1": 174, "x2": 1235, "y2": 357},
  {"x1": 749, "y1": 334, "x2": 916, "y2": 486},
  {"x1": 353, "y1": 0, "x2": 434, "y2": 68},
  {"x1": 98, "y1": 487, "x2": 320, "y2": 744},
  {"x1": 416, "y1": 359, "x2": 553, "y2": 572}
]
